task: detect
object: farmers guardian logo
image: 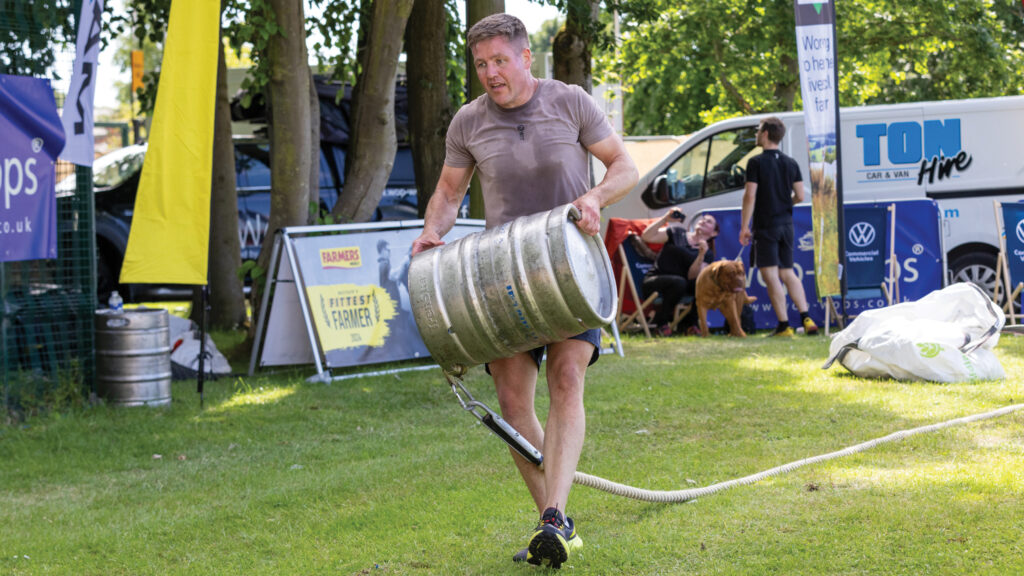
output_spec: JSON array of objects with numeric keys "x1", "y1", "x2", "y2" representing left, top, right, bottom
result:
[
  {"x1": 848, "y1": 222, "x2": 876, "y2": 248},
  {"x1": 320, "y1": 247, "x2": 362, "y2": 269}
]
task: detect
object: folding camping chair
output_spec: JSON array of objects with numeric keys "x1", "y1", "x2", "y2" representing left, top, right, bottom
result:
[
  {"x1": 825, "y1": 203, "x2": 898, "y2": 333},
  {"x1": 615, "y1": 233, "x2": 692, "y2": 337},
  {"x1": 993, "y1": 201, "x2": 1024, "y2": 325}
]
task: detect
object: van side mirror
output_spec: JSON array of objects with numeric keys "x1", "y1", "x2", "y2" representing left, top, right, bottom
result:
[
  {"x1": 653, "y1": 174, "x2": 673, "y2": 204},
  {"x1": 642, "y1": 174, "x2": 674, "y2": 209}
]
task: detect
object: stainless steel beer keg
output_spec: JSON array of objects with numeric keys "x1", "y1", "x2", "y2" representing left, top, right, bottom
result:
[
  {"x1": 94, "y1": 308, "x2": 173, "y2": 406},
  {"x1": 408, "y1": 204, "x2": 616, "y2": 375}
]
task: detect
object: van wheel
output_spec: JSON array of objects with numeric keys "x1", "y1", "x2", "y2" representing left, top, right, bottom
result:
[{"x1": 950, "y1": 251, "x2": 1005, "y2": 304}]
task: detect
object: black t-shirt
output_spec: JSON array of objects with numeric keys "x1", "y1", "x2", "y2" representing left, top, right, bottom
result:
[
  {"x1": 746, "y1": 149, "x2": 802, "y2": 229},
  {"x1": 651, "y1": 227, "x2": 714, "y2": 277}
]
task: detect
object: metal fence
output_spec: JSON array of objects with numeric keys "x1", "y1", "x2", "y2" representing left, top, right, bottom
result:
[{"x1": 2, "y1": 1, "x2": 97, "y2": 416}]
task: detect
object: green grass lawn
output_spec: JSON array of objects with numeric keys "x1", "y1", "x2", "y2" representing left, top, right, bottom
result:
[{"x1": 2, "y1": 333, "x2": 1023, "y2": 575}]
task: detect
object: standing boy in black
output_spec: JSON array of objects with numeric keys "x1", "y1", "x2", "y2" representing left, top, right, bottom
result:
[{"x1": 739, "y1": 116, "x2": 818, "y2": 336}]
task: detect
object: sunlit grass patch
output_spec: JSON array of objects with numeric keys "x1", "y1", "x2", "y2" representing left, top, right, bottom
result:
[
  {"x1": 210, "y1": 381, "x2": 298, "y2": 412},
  {"x1": 1, "y1": 332, "x2": 1022, "y2": 574}
]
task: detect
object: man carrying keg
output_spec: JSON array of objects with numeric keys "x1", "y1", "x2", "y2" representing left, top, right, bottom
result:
[{"x1": 411, "y1": 13, "x2": 638, "y2": 569}]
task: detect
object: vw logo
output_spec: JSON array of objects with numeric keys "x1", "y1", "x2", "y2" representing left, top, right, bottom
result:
[
  {"x1": 1016, "y1": 219, "x2": 1024, "y2": 244},
  {"x1": 849, "y1": 222, "x2": 876, "y2": 247}
]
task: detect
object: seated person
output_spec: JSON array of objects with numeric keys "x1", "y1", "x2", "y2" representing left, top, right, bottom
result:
[{"x1": 641, "y1": 211, "x2": 719, "y2": 336}]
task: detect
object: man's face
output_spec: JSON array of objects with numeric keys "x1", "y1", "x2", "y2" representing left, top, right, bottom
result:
[{"x1": 471, "y1": 35, "x2": 533, "y2": 109}]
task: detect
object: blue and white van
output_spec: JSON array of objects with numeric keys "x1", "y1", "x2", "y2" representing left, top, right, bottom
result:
[{"x1": 605, "y1": 95, "x2": 1024, "y2": 296}]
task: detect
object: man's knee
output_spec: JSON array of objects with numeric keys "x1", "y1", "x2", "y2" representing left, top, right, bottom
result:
[
  {"x1": 545, "y1": 341, "x2": 590, "y2": 398},
  {"x1": 491, "y1": 355, "x2": 538, "y2": 412},
  {"x1": 759, "y1": 266, "x2": 780, "y2": 284}
]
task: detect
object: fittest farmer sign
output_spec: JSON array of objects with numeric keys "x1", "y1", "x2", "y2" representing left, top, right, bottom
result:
[
  {"x1": 0, "y1": 75, "x2": 66, "y2": 262},
  {"x1": 290, "y1": 233, "x2": 418, "y2": 367},
  {"x1": 285, "y1": 223, "x2": 482, "y2": 370}
]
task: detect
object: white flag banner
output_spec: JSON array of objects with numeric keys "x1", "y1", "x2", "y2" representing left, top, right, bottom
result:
[
  {"x1": 793, "y1": 0, "x2": 844, "y2": 297},
  {"x1": 60, "y1": 0, "x2": 104, "y2": 166}
]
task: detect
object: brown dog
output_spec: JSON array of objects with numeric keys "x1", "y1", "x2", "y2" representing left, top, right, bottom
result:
[{"x1": 695, "y1": 260, "x2": 757, "y2": 337}]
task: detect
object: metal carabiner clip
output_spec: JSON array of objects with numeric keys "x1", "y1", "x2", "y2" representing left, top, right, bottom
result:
[{"x1": 445, "y1": 372, "x2": 544, "y2": 467}]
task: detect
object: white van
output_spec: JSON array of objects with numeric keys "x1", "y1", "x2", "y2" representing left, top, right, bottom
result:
[{"x1": 603, "y1": 95, "x2": 1024, "y2": 295}]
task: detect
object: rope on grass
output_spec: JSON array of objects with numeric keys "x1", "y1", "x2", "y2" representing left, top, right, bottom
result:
[{"x1": 573, "y1": 402, "x2": 1024, "y2": 503}]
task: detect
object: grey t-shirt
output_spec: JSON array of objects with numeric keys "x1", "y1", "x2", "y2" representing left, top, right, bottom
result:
[{"x1": 445, "y1": 79, "x2": 613, "y2": 228}]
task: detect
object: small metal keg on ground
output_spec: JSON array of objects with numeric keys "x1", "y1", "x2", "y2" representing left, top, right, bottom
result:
[
  {"x1": 94, "y1": 308, "x2": 172, "y2": 407},
  {"x1": 408, "y1": 204, "x2": 617, "y2": 376}
]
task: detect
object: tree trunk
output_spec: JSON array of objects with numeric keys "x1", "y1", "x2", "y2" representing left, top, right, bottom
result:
[
  {"x1": 308, "y1": 67, "x2": 321, "y2": 223},
  {"x1": 553, "y1": 0, "x2": 599, "y2": 92},
  {"x1": 464, "y1": 0, "x2": 504, "y2": 219},
  {"x1": 250, "y1": 0, "x2": 312, "y2": 337},
  {"x1": 205, "y1": 17, "x2": 247, "y2": 329},
  {"x1": 407, "y1": 0, "x2": 452, "y2": 217},
  {"x1": 331, "y1": 0, "x2": 416, "y2": 223}
]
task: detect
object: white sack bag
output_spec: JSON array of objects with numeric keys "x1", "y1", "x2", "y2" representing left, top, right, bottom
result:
[{"x1": 823, "y1": 283, "x2": 1006, "y2": 382}]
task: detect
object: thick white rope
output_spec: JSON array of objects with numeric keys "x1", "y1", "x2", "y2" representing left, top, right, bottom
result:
[{"x1": 573, "y1": 402, "x2": 1024, "y2": 503}]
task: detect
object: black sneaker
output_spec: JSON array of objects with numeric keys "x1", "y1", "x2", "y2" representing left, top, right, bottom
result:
[
  {"x1": 512, "y1": 516, "x2": 582, "y2": 564},
  {"x1": 524, "y1": 508, "x2": 573, "y2": 569}
]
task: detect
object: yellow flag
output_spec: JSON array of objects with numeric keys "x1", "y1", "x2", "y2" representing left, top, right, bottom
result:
[{"x1": 120, "y1": 0, "x2": 220, "y2": 285}]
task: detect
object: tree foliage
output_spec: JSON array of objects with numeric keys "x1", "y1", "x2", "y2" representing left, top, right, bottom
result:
[
  {"x1": 529, "y1": 14, "x2": 562, "y2": 56},
  {"x1": 603, "y1": 0, "x2": 1024, "y2": 135},
  {"x1": 308, "y1": 0, "x2": 361, "y2": 84},
  {"x1": 0, "y1": 0, "x2": 123, "y2": 79},
  {"x1": 0, "y1": 0, "x2": 72, "y2": 76},
  {"x1": 222, "y1": 0, "x2": 281, "y2": 109}
]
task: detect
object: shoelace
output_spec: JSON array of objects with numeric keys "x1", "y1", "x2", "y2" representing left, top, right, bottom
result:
[{"x1": 539, "y1": 512, "x2": 565, "y2": 529}]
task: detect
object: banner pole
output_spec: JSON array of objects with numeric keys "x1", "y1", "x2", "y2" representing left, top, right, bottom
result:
[
  {"x1": 793, "y1": 0, "x2": 846, "y2": 324},
  {"x1": 198, "y1": 283, "x2": 209, "y2": 407},
  {"x1": 830, "y1": 2, "x2": 848, "y2": 324}
]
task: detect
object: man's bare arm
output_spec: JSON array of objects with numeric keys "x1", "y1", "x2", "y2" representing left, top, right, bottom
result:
[
  {"x1": 792, "y1": 180, "x2": 806, "y2": 204},
  {"x1": 572, "y1": 133, "x2": 639, "y2": 235},
  {"x1": 411, "y1": 164, "x2": 474, "y2": 255},
  {"x1": 739, "y1": 182, "x2": 757, "y2": 246}
]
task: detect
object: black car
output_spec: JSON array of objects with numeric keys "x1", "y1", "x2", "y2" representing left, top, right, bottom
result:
[{"x1": 58, "y1": 137, "x2": 422, "y2": 302}]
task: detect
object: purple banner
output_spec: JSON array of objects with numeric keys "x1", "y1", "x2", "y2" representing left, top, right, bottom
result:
[{"x1": 0, "y1": 74, "x2": 65, "y2": 262}]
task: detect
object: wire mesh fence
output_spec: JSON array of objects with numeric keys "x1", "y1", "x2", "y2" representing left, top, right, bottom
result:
[{"x1": 2, "y1": 0, "x2": 97, "y2": 416}]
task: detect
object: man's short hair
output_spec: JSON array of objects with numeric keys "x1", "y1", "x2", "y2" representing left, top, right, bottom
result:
[
  {"x1": 377, "y1": 239, "x2": 389, "y2": 253},
  {"x1": 467, "y1": 13, "x2": 528, "y2": 54},
  {"x1": 759, "y1": 116, "x2": 786, "y2": 144}
]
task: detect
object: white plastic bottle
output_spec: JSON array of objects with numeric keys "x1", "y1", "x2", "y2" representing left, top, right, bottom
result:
[{"x1": 108, "y1": 290, "x2": 123, "y2": 313}]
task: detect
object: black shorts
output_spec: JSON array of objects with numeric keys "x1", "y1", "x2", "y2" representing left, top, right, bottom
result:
[
  {"x1": 752, "y1": 224, "x2": 795, "y2": 269},
  {"x1": 485, "y1": 328, "x2": 601, "y2": 375}
]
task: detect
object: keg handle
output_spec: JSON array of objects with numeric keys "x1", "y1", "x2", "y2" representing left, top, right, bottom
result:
[
  {"x1": 566, "y1": 203, "x2": 581, "y2": 222},
  {"x1": 444, "y1": 371, "x2": 544, "y2": 468}
]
